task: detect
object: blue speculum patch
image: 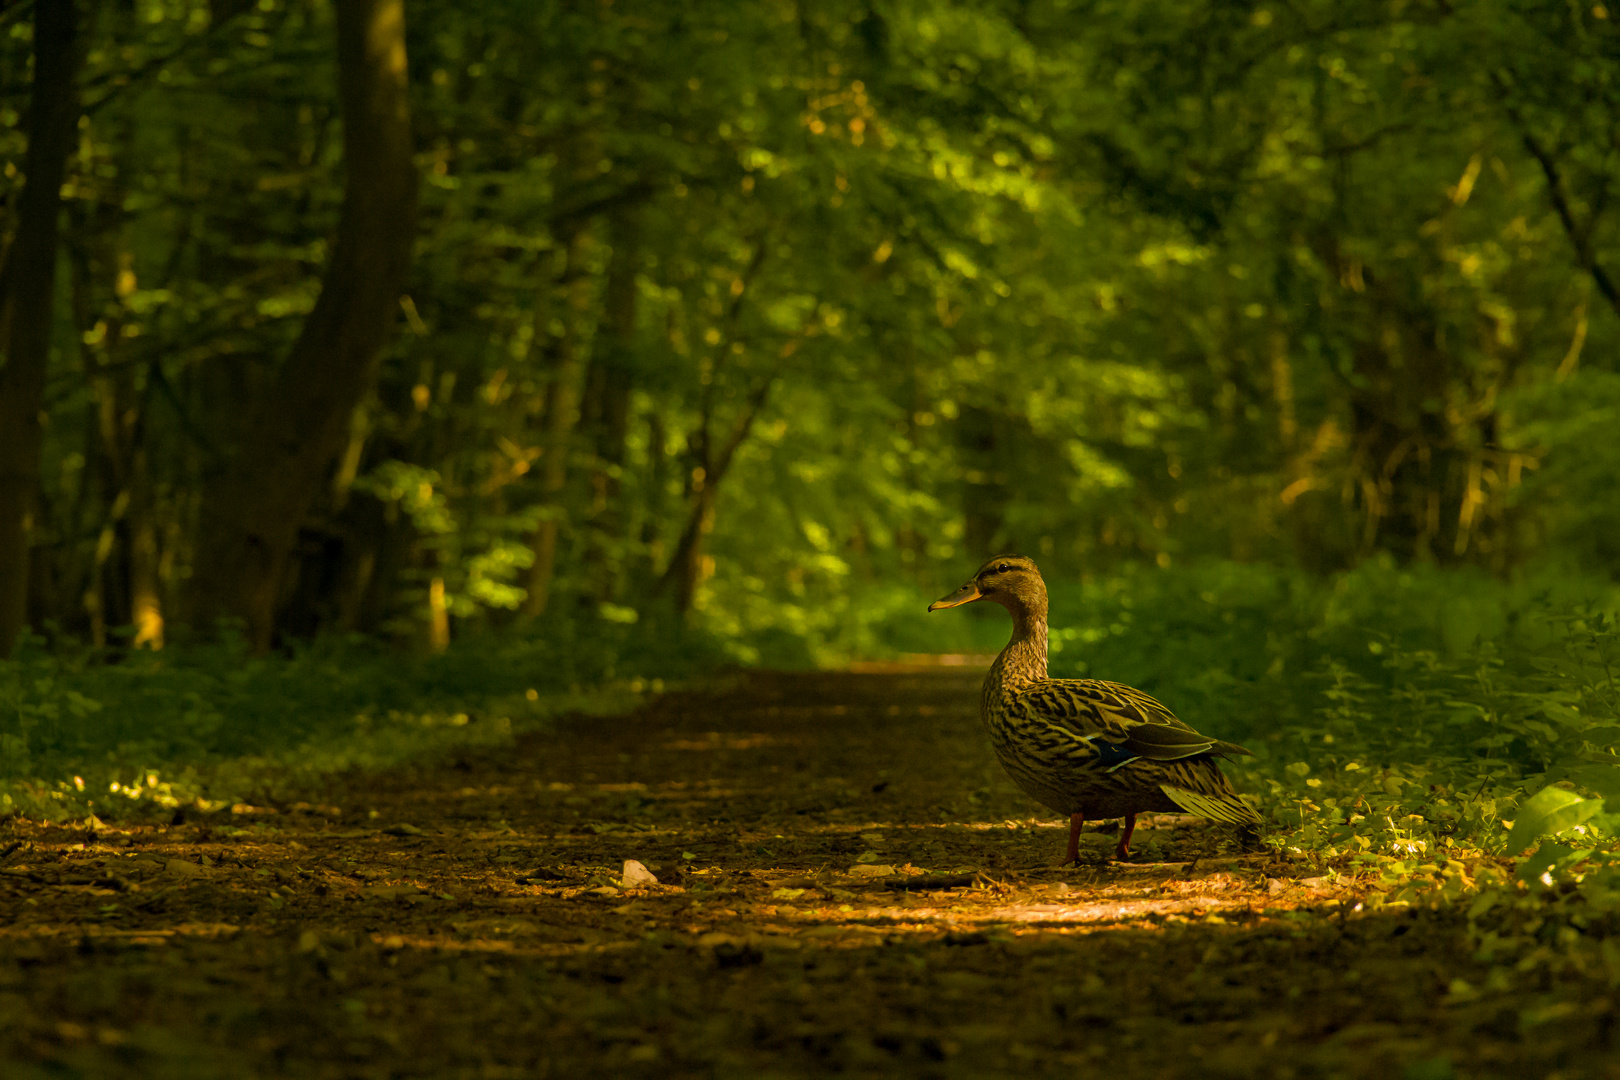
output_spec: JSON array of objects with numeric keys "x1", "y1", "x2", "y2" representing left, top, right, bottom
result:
[{"x1": 1093, "y1": 739, "x2": 1140, "y2": 772}]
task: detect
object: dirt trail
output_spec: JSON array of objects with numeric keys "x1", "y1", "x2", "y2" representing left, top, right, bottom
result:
[{"x1": 0, "y1": 669, "x2": 1610, "y2": 1079}]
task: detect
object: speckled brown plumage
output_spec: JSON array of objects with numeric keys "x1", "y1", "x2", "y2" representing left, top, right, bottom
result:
[{"x1": 930, "y1": 554, "x2": 1262, "y2": 862}]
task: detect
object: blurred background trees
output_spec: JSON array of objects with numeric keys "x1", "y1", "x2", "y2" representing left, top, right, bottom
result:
[{"x1": 1, "y1": 0, "x2": 1617, "y2": 660}]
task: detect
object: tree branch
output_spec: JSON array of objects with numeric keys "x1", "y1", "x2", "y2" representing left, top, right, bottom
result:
[{"x1": 1518, "y1": 127, "x2": 1620, "y2": 320}]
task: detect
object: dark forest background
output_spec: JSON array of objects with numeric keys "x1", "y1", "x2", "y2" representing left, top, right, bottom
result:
[{"x1": 4, "y1": 0, "x2": 1619, "y2": 665}]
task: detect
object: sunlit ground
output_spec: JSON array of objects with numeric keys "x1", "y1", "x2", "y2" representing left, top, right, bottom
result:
[{"x1": 0, "y1": 670, "x2": 1606, "y2": 1079}]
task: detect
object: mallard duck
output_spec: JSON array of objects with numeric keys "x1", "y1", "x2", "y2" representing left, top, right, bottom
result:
[{"x1": 929, "y1": 554, "x2": 1261, "y2": 862}]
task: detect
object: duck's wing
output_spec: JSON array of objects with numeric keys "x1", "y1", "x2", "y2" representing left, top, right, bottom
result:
[{"x1": 1014, "y1": 678, "x2": 1253, "y2": 763}]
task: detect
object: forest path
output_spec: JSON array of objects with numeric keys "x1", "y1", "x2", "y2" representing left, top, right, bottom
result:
[{"x1": 0, "y1": 669, "x2": 1601, "y2": 1079}]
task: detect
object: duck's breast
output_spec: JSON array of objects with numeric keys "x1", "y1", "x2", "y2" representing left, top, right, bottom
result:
[{"x1": 984, "y1": 716, "x2": 1093, "y2": 814}]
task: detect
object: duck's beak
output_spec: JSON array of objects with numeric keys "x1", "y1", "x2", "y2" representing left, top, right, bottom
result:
[{"x1": 928, "y1": 581, "x2": 982, "y2": 611}]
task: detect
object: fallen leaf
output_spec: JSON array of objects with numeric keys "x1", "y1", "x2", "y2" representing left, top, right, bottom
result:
[{"x1": 849, "y1": 864, "x2": 894, "y2": 878}]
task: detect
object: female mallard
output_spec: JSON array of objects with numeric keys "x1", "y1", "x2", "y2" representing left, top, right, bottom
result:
[{"x1": 930, "y1": 555, "x2": 1261, "y2": 862}]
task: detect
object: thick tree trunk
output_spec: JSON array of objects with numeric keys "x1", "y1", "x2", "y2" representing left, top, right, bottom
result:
[
  {"x1": 0, "y1": 0, "x2": 81, "y2": 657},
  {"x1": 183, "y1": 0, "x2": 417, "y2": 650}
]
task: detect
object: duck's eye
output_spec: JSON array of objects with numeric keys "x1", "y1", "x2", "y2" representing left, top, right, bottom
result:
[{"x1": 995, "y1": 563, "x2": 1011, "y2": 574}]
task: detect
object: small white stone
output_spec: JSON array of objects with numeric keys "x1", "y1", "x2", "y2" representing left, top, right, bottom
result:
[{"x1": 622, "y1": 859, "x2": 659, "y2": 887}]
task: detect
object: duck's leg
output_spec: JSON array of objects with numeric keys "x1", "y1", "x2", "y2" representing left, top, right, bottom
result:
[
  {"x1": 1114, "y1": 813, "x2": 1138, "y2": 860},
  {"x1": 1065, "y1": 813, "x2": 1084, "y2": 865}
]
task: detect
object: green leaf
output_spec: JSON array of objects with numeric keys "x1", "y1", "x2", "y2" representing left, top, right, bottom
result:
[{"x1": 1505, "y1": 786, "x2": 1604, "y2": 855}]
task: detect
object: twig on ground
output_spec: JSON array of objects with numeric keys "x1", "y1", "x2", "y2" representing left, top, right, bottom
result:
[{"x1": 881, "y1": 873, "x2": 980, "y2": 891}]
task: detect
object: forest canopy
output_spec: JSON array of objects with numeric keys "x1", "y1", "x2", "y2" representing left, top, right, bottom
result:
[{"x1": 0, "y1": 0, "x2": 1617, "y2": 660}]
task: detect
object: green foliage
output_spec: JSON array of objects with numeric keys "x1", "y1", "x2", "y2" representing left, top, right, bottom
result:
[
  {"x1": 861, "y1": 557, "x2": 1613, "y2": 909},
  {"x1": 1023, "y1": 562, "x2": 1620, "y2": 914},
  {"x1": 0, "y1": 618, "x2": 725, "y2": 821},
  {"x1": 8, "y1": 0, "x2": 1620, "y2": 657},
  {"x1": 11, "y1": 552, "x2": 1620, "y2": 900}
]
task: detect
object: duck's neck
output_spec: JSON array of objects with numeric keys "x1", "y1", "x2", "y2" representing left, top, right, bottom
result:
[{"x1": 984, "y1": 599, "x2": 1049, "y2": 710}]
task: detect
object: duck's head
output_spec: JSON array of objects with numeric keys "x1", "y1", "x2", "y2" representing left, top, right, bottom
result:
[{"x1": 928, "y1": 554, "x2": 1047, "y2": 614}]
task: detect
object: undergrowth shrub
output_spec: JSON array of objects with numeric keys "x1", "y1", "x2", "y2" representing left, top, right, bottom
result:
[
  {"x1": 0, "y1": 617, "x2": 727, "y2": 822},
  {"x1": 875, "y1": 557, "x2": 1620, "y2": 900}
]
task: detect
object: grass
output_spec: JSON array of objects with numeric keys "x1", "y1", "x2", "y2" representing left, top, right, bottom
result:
[{"x1": 0, "y1": 618, "x2": 727, "y2": 822}]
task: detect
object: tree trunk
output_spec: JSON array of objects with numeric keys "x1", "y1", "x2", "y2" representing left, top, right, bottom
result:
[
  {"x1": 126, "y1": 450, "x2": 164, "y2": 648},
  {"x1": 651, "y1": 242, "x2": 771, "y2": 620},
  {"x1": 578, "y1": 205, "x2": 641, "y2": 605},
  {"x1": 957, "y1": 403, "x2": 1007, "y2": 559},
  {"x1": 69, "y1": 83, "x2": 167, "y2": 649},
  {"x1": 1341, "y1": 294, "x2": 1465, "y2": 565},
  {"x1": 0, "y1": 0, "x2": 81, "y2": 657},
  {"x1": 183, "y1": 0, "x2": 417, "y2": 650},
  {"x1": 657, "y1": 373, "x2": 775, "y2": 618},
  {"x1": 670, "y1": 483, "x2": 717, "y2": 618},
  {"x1": 520, "y1": 224, "x2": 594, "y2": 619},
  {"x1": 635, "y1": 406, "x2": 669, "y2": 591}
]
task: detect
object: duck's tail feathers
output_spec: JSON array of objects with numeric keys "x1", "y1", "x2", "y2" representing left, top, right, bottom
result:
[{"x1": 1160, "y1": 784, "x2": 1263, "y2": 826}]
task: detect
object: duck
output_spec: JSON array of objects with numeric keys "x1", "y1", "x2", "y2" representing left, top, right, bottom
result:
[{"x1": 929, "y1": 554, "x2": 1262, "y2": 862}]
